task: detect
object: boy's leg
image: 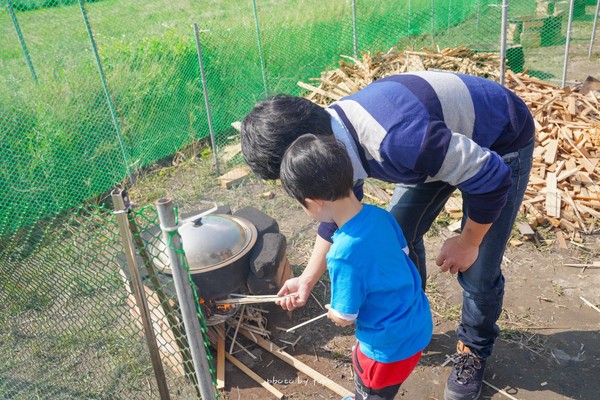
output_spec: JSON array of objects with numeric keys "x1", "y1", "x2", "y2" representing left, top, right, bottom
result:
[
  {"x1": 353, "y1": 378, "x2": 401, "y2": 400},
  {"x1": 388, "y1": 181, "x2": 456, "y2": 289},
  {"x1": 352, "y1": 344, "x2": 422, "y2": 400}
]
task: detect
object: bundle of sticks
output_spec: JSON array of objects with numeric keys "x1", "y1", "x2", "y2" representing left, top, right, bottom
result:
[{"x1": 298, "y1": 46, "x2": 600, "y2": 238}]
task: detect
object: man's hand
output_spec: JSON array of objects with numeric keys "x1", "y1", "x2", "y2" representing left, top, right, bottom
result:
[
  {"x1": 436, "y1": 235, "x2": 479, "y2": 274},
  {"x1": 276, "y1": 276, "x2": 311, "y2": 311},
  {"x1": 436, "y1": 217, "x2": 491, "y2": 275}
]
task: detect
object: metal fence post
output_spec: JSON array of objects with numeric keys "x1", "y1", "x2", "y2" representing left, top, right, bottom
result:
[
  {"x1": 77, "y1": 0, "x2": 133, "y2": 182},
  {"x1": 5, "y1": 0, "x2": 38, "y2": 83},
  {"x1": 589, "y1": 0, "x2": 600, "y2": 58},
  {"x1": 193, "y1": 24, "x2": 220, "y2": 176},
  {"x1": 431, "y1": 0, "x2": 436, "y2": 45},
  {"x1": 352, "y1": 0, "x2": 358, "y2": 58},
  {"x1": 112, "y1": 189, "x2": 171, "y2": 400},
  {"x1": 156, "y1": 198, "x2": 217, "y2": 400},
  {"x1": 499, "y1": 0, "x2": 509, "y2": 86},
  {"x1": 562, "y1": 0, "x2": 576, "y2": 87},
  {"x1": 251, "y1": 0, "x2": 269, "y2": 96},
  {"x1": 408, "y1": 0, "x2": 413, "y2": 34}
]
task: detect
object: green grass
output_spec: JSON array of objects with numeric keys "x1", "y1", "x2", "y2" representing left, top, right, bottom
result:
[{"x1": 0, "y1": 0, "x2": 513, "y2": 238}]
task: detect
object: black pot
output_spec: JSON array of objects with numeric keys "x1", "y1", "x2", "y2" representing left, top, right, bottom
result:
[{"x1": 155, "y1": 214, "x2": 257, "y2": 299}]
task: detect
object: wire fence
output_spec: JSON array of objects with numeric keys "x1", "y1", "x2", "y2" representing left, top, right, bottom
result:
[{"x1": 1, "y1": 0, "x2": 599, "y2": 398}]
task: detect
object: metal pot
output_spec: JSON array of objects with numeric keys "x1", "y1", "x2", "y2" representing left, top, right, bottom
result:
[{"x1": 156, "y1": 213, "x2": 257, "y2": 299}]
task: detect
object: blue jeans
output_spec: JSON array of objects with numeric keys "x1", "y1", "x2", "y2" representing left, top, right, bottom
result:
[{"x1": 387, "y1": 140, "x2": 534, "y2": 359}]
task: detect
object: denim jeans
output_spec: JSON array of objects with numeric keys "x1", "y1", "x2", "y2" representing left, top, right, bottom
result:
[{"x1": 387, "y1": 139, "x2": 534, "y2": 359}]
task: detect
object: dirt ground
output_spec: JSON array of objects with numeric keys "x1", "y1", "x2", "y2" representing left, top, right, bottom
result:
[{"x1": 130, "y1": 158, "x2": 600, "y2": 400}]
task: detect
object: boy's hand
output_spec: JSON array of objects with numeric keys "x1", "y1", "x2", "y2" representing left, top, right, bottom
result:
[{"x1": 276, "y1": 277, "x2": 310, "y2": 311}]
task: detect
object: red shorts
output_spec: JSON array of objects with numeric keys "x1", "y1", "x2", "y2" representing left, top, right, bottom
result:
[{"x1": 352, "y1": 342, "x2": 422, "y2": 390}]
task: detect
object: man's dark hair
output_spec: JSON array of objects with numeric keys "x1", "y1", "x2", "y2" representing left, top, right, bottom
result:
[
  {"x1": 280, "y1": 134, "x2": 353, "y2": 207},
  {"x1": 240, "y1": 94, "x2": 333, "y2": 180}
]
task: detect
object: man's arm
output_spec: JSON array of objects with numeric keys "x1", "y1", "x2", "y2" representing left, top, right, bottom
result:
[
  {"x1": 277, "y1": 235, "x2": 331, "y2": 311},
  {"x1": 436, "y1": 217, "x2": 492, "y2": 274}
]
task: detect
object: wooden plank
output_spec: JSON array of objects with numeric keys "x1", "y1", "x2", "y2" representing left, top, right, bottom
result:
[
  {"x1": 217, "y1": 331, "x2": 225, "y2": 390},
  {"x1": 556, "y1": 167, "x2": 580, "y2": 182},
  {"x1": 120, "y1": 269, "x2": 186, "y2": 377},
  {"x1": 544, "y1": 139, "x2": 558, "y2": 164},
  {"x1": 555, "y1": 230, "x2": 568, "y2": 249},
  {"x1": 222, "y1": 142, "x2": 242, "y2": 162},
  {"x1": 545, "y1": 172, "x2": 561, "y2": 218},
  {"x1": 218, "y1": 166, "x2": 250, "y2": 189},
  {"x1": 516, "y1": 221, "x2": 535, "y2": 236}
]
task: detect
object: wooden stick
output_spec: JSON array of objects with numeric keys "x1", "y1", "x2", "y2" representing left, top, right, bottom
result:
[
  {"x1": 563, "y1": 263, "x2": 600, "y2": 268},
  {"x1": 580, "y1": 296, "x2": 600, "y2": 314},
  {"x1": 216, "y1": 293, "x2": 297, "y2": 305},
  {"x1": 285, "y1": 312, "x2": 328, "y2": 333},
  {"x1": 239, "y1": 329, "x2": 353, "y2": 397},
  {"x1": 226, "y1": 333, "x2": 258, "y2": 359},
  {"x1": 224, "y1": 353, "x2": 286, "y2": 399},
  {"x1": 229, "y1": 305, "x2": 245, "y2": 354},
  {"x1": 483, "y1": 380, "x2": 521, "y2": 400}
]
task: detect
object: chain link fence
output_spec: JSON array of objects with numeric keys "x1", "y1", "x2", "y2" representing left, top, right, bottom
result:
[
  {"x1": 2, "y1": 0, "x2": 599, "y2": 398},
  {"x1": 1, "y1": 198, "x2": 217, "y2": 399}
]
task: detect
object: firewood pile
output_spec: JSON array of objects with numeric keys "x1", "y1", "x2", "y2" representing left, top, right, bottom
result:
[
  {"x1": 298, "y1": 46, "x2": 600, "y2": 239},
  {"x1": 299, "y1": 46, "x2": 500, "y2": 106},
  {"x1": 504, "y1": 71, "x2": 600, "y2": 238}
]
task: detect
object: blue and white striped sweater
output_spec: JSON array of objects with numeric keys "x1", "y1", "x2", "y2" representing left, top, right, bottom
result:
[{"x1": 318, "y1": 71, "x2": 534, "y2": 241}]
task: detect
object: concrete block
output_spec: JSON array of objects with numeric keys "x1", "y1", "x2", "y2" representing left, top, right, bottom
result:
[
  {"x1": 233, "y1": 206, "x2": 279, "y2": 236},
  {"x1": 247, "y1": 254, "x2": 293, "y2": 295},
  {"x1": 249, "y1": 233, "x2": 287, "y2": 278}
]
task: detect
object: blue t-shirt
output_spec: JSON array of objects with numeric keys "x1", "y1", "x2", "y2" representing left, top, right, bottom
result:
[{"x1": 327, "y1": 204, "x2": 433, "y2": 363}]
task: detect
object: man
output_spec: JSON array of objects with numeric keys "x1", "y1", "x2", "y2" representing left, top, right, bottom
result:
[{"x1": 240, "y1": 71, "x2": 535, "y2": 400}]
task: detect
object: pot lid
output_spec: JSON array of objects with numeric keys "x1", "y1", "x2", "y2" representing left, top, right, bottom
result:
[{"x1": 178, "y1": 214, "x2": 257, "y2": 271}]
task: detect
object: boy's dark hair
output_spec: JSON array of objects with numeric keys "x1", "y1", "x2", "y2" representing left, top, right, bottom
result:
[
  {"x1": 240, "y1": 94, "x2": 333, "y2": 180},
  {"x1": 280, "y1": 134, "x2": 353, "y2": 207}
]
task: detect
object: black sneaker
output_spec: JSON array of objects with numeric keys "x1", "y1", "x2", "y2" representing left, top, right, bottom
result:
[{"x1": 444, "y1": 341, "x2": 486, "y2": 400}]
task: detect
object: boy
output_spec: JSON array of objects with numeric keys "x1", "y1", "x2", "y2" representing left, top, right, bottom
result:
[
  {"x1": 279, "y1": 133, "x2": 433, "y2": 400},
  {"x1": 242, "y1": 71, "x2": 535, "y2": 400}
]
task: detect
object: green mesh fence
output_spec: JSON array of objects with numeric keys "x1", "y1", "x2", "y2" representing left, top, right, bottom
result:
[
  {"x1": 0, "y1": 201, "x2": 217, "y2": 399},
  {"x1": 2, "y1": 0, "x2": 599, "y2": 398}
]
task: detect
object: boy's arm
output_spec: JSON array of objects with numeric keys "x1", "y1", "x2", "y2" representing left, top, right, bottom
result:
[
  {"x1": 277, "y1": 235, "x2": 330, "y2": 311},
  {"x1": 327, "y1": 307, "x2": 356, "y2": 327}
]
